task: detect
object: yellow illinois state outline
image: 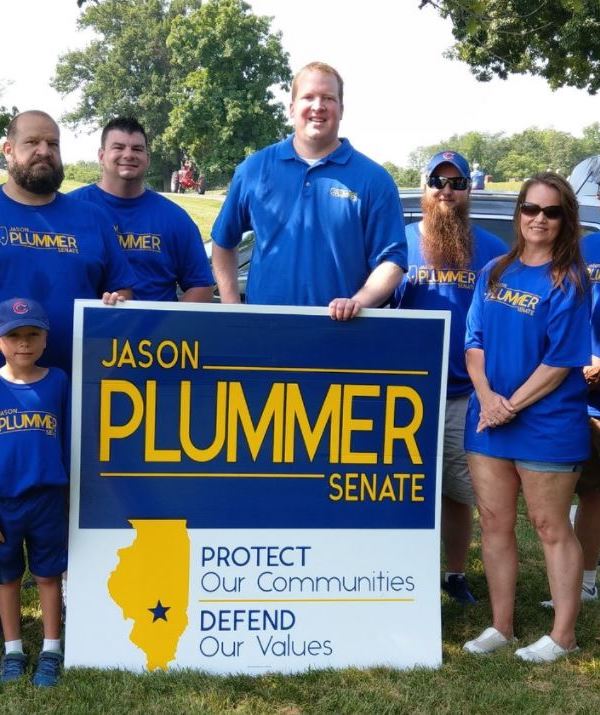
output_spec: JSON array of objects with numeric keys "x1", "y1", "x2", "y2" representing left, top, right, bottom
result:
[{"x1": 108, "y1": 519, "x2": 190, "y2": 670}]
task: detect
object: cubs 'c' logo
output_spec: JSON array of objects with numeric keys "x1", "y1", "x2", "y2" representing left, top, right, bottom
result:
[
  {"x1": 12, "y1": 300, "x2": 30, "y2": 315},
  {"x1": 442, "y1": 152, "x2": 456, "y2": 161},
  {"x1": 0, "y1": 227, "x2": 8, "y2": 246}
]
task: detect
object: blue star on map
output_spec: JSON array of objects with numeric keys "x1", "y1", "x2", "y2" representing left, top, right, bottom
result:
[{"x1": 148, "y1": 600, "x2": 171, "y2": 622}]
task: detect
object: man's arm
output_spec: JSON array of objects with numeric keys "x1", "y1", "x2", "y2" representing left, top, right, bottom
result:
[
  {"x1": 212, "y1": 243, "x2": 241, "y2": 304},
  {"x1": 180, "y1": 286, "x2": 214, "y2": 303},
  {"x1": 328, "y1": 261, "x2": 404, "y2": 321}
]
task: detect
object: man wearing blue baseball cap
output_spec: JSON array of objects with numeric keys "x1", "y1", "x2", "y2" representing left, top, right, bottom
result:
[{"x1": 396, "y1": 151, "x2": 507, "y2": 604}]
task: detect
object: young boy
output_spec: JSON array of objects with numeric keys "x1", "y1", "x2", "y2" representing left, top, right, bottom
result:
[{"x1": 0, "y1": 298, "x2": 69, "y2": 687}]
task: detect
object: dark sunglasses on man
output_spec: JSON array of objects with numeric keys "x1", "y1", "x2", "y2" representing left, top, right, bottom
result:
[
  {"x1": 520, "y1": 202, "x2": 563, "y2": 220},
  {"x1": 426, "y1": 175, "x2": 470, "y2": 191}
]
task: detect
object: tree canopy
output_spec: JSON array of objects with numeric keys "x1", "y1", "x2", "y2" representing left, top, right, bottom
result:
[
  {"x1": 423, "y1": 1, "x2": 600, "y2": 94},
  {"x1": 55, "y1": 0, "x2": 291, "y2": 186},
  {"x1": 0, "y1": 81, "x2": 18, "y2": 139}
]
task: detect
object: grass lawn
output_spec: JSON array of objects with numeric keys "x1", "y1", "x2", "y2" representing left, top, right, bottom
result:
[{"x1": 3, "y1": 502, "x2": 600, "y2": 714}]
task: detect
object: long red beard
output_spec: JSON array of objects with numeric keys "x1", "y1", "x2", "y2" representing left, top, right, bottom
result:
[{"x1": 420, "y1": 193, "x2": 473, "y2": 269}]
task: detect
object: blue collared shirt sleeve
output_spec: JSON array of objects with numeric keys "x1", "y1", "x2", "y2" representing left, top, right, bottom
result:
[
  {"x1": 211, "y1": 167, "x2": 251, "y2": 249},
  {"x1": 364, "y1": 174, "x2": 407, "y2": 271}
]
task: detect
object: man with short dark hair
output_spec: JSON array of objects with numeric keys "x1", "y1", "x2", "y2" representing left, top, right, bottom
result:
[
  {"x1": 0, "y1": 111, "x2": 134, "y2": 373},
  {"x1": 397, "y1": 150, "x2": 506, "y2": 604},
  {"x1": 70, "y1": 117, "x2": 213, "y2": 303},
  {"x1": 211, "y1": 61, "x2": 406, "y2": 319}
]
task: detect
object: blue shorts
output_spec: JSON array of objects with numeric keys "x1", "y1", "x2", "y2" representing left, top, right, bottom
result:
[
  {"x1": 514, "y1": 460, "x2": 583, "y2": 473},
  {"x1": 0, "y1": 486, "x2": 68, "y2": 584}
]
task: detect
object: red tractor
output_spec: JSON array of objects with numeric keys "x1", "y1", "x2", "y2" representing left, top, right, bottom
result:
[{"x1": 170, "y1": 160, "x2": 206, "y2": 194}]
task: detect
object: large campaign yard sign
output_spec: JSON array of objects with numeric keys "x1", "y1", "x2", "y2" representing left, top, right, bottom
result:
[{"x1": 65, "y1": 301, "x2": 449, "y2": 673}]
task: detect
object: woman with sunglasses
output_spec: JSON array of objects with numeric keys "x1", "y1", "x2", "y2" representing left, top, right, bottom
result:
[{"x1": 462, "y1": 172, "x2": 591, "y2": 663}]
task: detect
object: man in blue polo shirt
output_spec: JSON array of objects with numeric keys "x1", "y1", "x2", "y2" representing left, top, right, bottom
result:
[
  {"x1": 211, "y1": 61, "x2": 407, "y2": 319},
  {"x1": 397, "y1": 151, "x2": 506, "y2": 604},
  {"x1": 70, "y1": 117, "x2": 214, "y2": 303}
]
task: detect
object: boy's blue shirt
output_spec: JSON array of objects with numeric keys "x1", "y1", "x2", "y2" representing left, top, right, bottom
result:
[{"x1": 0, "y1": 367, "x2": 69, "y2": 497}]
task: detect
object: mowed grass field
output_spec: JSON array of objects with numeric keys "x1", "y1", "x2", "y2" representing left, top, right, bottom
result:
[{"x1": 3, "y1": 503, "x2": 600, "y2": 714}]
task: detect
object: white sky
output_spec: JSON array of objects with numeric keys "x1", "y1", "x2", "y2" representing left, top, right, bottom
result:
[{"x1": 2, "y1": 0, "x2": 599, "y2": 166}]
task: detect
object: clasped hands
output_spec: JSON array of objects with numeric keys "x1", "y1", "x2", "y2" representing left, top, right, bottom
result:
[{"x1": 477, "y1": 391, "x2": 516, "y2": 433}]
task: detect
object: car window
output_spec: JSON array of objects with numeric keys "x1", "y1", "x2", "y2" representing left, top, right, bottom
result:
[
  {"x1": 469, "y1": 217, "x2": 514, "y2": 248},
  {"x1": 582, "y1": 223, "x2": 600, "y2": 237}
]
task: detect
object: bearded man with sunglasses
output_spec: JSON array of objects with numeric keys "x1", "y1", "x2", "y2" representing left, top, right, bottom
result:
[{"x1": 396, "y1": 151, "x2": 506, "y2": 604}]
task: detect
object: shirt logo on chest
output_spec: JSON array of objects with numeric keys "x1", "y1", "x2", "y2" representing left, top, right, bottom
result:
[
  {"x1": 329, "y1": 187, "x2": 358, "y2": 202},
  {"x1": 118, "y1": 232, "x2": 162, "y2": 252},
  {"x1": 487, "y1": 284, "x2": 540, "y2": 316},
  {"x1": 0, "y1": 226, "x2": 78, "y2": 253},
  {"x1": 408, "y1": 265, "x2": 475, "y2": 289}
]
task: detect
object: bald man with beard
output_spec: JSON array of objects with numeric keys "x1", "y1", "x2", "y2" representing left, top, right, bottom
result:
[
  {"x1": 396, "y1": 151, "x2": 506, "y2": 605},
  {"x1": 0, "y1": 110, "x2": 135, "y2": 374}
]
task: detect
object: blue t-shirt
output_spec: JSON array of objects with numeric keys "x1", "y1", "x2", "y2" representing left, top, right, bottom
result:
[
  {"x1": 0, "y1": 190, "x2": 136, "y2": 373},
  {"x1": 212, "y1": 136, "x2": 407, "y2": 306},
  {"x1": 581, "y1": 232, "x2": 600, "y2": 417},
  {"x1": 397, "y1": 222, "x2": 506, "y2": 397},
  {"x1": 464, "y1": 259, "x2": 591, "y2": 462},
  {"x1": 0, "y1": 368, "x2": 69, "y2": 497},
  {"x1": 70, "y1": 184, "x2": 213, "y2": 301}
]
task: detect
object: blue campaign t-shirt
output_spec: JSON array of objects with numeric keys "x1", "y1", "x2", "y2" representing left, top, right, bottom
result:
[
  {"x1": 0, "y1": 368, "x2": 69, "y2": 498},
  {"x1": 581, "y1": 232, "x2": 600, "y2": 417},
  {"x1": 212, "y1": 136, "x2": 407, "y2": 306},
  {"x1": 70, "y1": 185, "x2": 213, "y2": 301},
  {"x1": 0, "y1": 190, "x2": 136, "y2": 373},
  {"x1": 397, "y1": 222, "x2": 506, "y2": 397},
  {"x1": 464, "y1": 258, "x2": 591, "y2": 462}
]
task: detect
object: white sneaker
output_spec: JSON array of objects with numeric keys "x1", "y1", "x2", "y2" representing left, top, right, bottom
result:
[
  {"x1": 540, "y1": 583, "x2": 598, "y2": 608},
  {"x1": 463, "y1": 626, "x2": 516, "y2": 654},
  {"x1": 515, "y1": 635, "x2": 579, "y2": 663}
]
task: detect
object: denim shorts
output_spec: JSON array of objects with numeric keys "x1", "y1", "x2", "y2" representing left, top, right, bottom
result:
[
  {"x1": 514, "y1": 460, "x2": 583, "y2": 473},
  {"x1": 0, "y1": 486, "x2": 68, "y2": 584}
]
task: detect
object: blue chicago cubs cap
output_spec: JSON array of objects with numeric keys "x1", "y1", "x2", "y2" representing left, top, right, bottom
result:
[
  {"x1": 426, "y1": 150, "x2": 471, "y2": 179},
  {"x1": 0, "y1": 298, "x2": 50, "y2": 336}
]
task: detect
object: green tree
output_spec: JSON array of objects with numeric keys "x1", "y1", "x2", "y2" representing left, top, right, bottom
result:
[
  {"x1": 55, "y1": 0, "x2": 199, "y2": 187},
  {"x1": 55, "y1": 0, "x2": 290, "y2": 187},
  {"x1": 581, "y1": 123, "x2": 600, "y2": 156},
  {"x1": 64, "y1": 160, "x2": 102, "y2": 184},
  {"x1": 164, "y1": 0, "x2": 291, "y2": 184},
  {"x1": 423, "y1": 1, "x2": 600, "y2": 94},
  {"x1": 0, "y1": 81, "x2": 18, "y2": 169},
  {"x1": 0, "y1": 80, "x2": 17, "y2": 138}
]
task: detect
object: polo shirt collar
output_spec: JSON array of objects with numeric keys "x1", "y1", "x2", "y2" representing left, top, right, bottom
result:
[{"x1": 279, "y1": 135, "x2": 353, "y2": 165}]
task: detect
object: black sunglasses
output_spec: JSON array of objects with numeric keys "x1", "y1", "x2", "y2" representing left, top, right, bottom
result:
[
  {"x1": 520, "y1": 202, "x2": 563, "y2": 220},
  {"x1": 426, "y1": 175, "x2": 470, "y2": 191}
]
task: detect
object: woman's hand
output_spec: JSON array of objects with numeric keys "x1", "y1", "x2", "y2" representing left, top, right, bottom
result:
[
  {"x1": 584, "y1": 364, "x2": 600, "y2": 391},
  {"x1": 477, "y1": 392, "x2": 516, "y2": 432}
]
